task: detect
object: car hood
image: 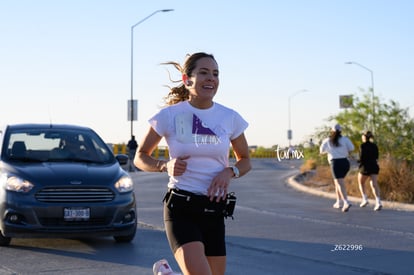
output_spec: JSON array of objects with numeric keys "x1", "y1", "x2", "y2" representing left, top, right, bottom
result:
[{"x1": 2, "y1": 161, "x2": 126, "y2": 187}]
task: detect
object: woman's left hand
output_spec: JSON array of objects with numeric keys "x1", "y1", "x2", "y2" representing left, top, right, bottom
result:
[{"x1": 207, "y1": 168, "x2": 233, "y2": 202}]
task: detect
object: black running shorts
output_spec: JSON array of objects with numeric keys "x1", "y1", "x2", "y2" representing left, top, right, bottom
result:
[
  {"x1": 330, "y1": 158, "x2": 350, "y2": 179},
  {"x1": 163, "y1": 202, "x2": 226, "y2": 256}
]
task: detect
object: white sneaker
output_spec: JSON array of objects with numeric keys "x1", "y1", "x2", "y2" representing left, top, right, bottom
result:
[
  {"x1": 374, "y1": 203, "x2": 382, "y2": 211},
  {"x1": 153, "y1": 259, "x2": 180, "y2": 275},
  {"x1": 333, "y1": 201, "x2": 342, "y2": 209},
  {"x1": 342, "y1": 203, "x2": 352, "y2": 212},
  {"x1": 360, "y1": 200, "x2": 369, "y2": 207}
]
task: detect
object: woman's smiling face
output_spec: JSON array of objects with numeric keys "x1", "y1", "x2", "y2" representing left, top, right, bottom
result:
[{"x1": 185, "y1": 57, "x2": 219, "y2": 108}]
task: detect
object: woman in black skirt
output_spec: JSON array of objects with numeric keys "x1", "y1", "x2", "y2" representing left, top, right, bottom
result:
[
  {"x1": 358, "y1": 131, "x2": 382, "y2": 211},
  {"x1": 320, "y1": 124, "x2": 355, "y2": 212}
]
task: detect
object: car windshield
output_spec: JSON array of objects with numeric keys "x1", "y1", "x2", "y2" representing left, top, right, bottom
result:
[{"x1": 3, "y1": 127, "x2": 114, "y2": 164}]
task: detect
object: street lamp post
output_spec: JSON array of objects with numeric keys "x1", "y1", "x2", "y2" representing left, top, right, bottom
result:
[
  {"x1": 345, "y1": 61, "x2": 375, "y2": 133},
  {"x1": 288, "y1": 89, "x2": 309, "y2": 146},
  {"x1": 129, "y1": 9, "x2": 174, "y2": 139}
]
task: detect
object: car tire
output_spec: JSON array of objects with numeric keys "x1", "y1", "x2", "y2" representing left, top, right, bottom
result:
[
  {"x1": 113, "y1": 229, "x2": 136, "y2": 243},
  {"x1": 0, "y1": 232, "x2": 11, "y2": 246}
]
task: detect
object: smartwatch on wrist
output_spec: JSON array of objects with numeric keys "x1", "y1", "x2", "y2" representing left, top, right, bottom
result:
[{"x1": 230, "y1": 165, "x2": 240, "y2": 178}]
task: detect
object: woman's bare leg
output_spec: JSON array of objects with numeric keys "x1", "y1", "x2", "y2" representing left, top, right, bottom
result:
[
  {"x1": 334, "y1": 178, "x2": 348, "y2": 201},
  {"x1": 368, "y1": 174, "x2": 381, "y2": 200},
  {"x1": 174, "y1": 241, "x2": 212, "y2": 275},
  {"x1": 207, "y1": 256, "x2": 226, "y2": 275},
  {"x1": 358, "y1": 173, "x2": 369, "y2": 206},
  {"x1": 334, "y1": 178, "x2": 351, "y2": 212},
  {"x1": 368, "y1": 174, "x2": 382, "y2": 210}
]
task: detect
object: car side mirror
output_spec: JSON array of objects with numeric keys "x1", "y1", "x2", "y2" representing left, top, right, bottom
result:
[{"x1": 115, "y1": 154, "x2": 129, "y2": 165}]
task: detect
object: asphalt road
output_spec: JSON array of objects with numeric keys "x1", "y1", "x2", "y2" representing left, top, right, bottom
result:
[{"x1": 0, "y1": 158, "x2": 413, "y2": 274}]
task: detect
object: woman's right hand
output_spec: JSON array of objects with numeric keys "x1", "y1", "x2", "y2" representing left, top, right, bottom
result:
[{"x1": 167, "y1": 155, "x2": 190, "y2": 176}]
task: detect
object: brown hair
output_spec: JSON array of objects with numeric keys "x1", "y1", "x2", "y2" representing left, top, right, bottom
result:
[
  {"x1": 329, "y1": 129, "x2": 342, "y2": 147},
  {"x1": 161, "y1": 52, "x2": 216, "y2": 106},
  {"x1": 363, "y1": 131, "x2": 374, "y2": 142}
]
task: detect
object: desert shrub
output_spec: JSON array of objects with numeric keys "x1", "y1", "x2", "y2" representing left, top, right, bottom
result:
[
  {"x1": 302, "y1": 165, "x2": 334, "y2": 191},
  {"x1": 377, "y1": 157, "x2": 414, "y2": 203},
  {"x1": 300, "y1": 159, "x2": 317, "y2": 173}
]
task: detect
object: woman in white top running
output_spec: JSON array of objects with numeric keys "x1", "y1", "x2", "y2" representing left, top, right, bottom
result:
[
  {"x1": 135, "y1": 52, "x2": 251, "y2": 275},
  {"x1": 320, "y1": 124, "x2": 355, "y2": 212}
]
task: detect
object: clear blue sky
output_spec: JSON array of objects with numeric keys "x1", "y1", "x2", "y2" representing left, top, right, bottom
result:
[{"x1": 1, "y1": 0, "x2": 413, "y2": 148}]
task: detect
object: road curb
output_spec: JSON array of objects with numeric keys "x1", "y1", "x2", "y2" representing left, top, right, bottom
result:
[{"x1": 287, "y1": 175, "x2": 414, "y2": 212}]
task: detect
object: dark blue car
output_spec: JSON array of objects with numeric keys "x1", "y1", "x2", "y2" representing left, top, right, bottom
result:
[{"x1": 0, "y1": 124, "x2": 137, "y2": 246}]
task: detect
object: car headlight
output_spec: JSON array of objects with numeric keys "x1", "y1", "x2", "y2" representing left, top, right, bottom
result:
[
  {"x1": 114, "y1": 176, "x2": 133, "y2": 193},
  {"x1": 5, "y1": 176, "x2": 34, "y2": 193}
]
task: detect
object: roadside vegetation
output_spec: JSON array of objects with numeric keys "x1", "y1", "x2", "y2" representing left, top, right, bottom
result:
[{"x1": 300, "y1": 89, "x2": 414, "y2": 203}]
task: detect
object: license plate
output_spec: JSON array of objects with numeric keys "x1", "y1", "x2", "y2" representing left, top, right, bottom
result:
[{"x1": 64, "y1": 207, "x2": 90, "y2": 221}]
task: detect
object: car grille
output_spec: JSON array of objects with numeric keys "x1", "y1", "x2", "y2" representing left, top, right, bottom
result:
[
  {"x1": 38, "y1": 217, "x2": 110, "y2": 226},
  {"x1": 35, "y1": 187, "x2": 115, "y2": 203}
]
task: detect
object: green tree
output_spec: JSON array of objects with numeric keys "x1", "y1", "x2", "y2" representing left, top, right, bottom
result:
[{"x1": 313, "y1": 89, "x2": 414, "y2": 162}]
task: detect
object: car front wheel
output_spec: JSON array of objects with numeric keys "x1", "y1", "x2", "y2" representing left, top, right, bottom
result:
[
  {"x1": 0, "y1": 231, "x2": 11, "y2": 246},
  {"x1": 113, "y1": 228, "x2": 136, "y2": 243}
]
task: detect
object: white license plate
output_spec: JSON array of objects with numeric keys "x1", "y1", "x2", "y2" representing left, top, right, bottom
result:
[{"x1": 64, "y1": 207, "x2": 90, "y2": 220}]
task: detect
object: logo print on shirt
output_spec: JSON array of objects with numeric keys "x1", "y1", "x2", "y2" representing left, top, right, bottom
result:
[
  {"x1": 193, "y1": 115, "x2": 216, "y2": 135},
  {"x1": 192, "y1": 114, "x2": 221, "y2": 146}
]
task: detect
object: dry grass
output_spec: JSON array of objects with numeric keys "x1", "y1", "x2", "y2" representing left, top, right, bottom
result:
[
  {"x1": 301, "y1": 158, "x2": 414, "y2": 204},
  {"x1": 300, "y1": 159, "x2": 317, "y2": 173},
  {"x1": 377, "y1": 158, "x2": 414, "y2": 203},
  {"x1": 301, "y1": 165, "x2": 336, "y2": 193}
]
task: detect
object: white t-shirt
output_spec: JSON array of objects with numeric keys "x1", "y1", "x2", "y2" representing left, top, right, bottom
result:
[
  {"x1": 149, "y1": 101, "x2": 248, "y2": 195},
  {"x1": 320, "y1": 136, "x2": 355, "y2": 161}
]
